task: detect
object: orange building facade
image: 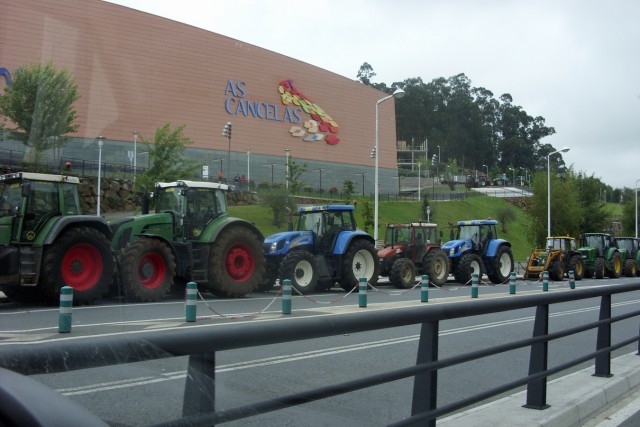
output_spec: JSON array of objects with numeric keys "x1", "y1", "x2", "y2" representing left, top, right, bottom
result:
[{"x1": 0, "y1": 0, "x2": 400, "y2": 193}]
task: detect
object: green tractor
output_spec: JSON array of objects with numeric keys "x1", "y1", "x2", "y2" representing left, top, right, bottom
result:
[
  {"x1": 577, "y1": 233, "x2": 628, "y2": 279},
  {"x1": 615, "y1": 237, "x2": 640, "y2": 277},
  {"x1": 0, "y1": 172, "x2": 115, "y2": 305},
  {"x1": 109, "y1": 180, "x2": 265, "y2": 301}
]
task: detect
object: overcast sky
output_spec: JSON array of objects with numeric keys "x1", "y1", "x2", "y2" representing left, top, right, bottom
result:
[{"x1": 105, "y1": 0, "x2": 640, "y2": 191}]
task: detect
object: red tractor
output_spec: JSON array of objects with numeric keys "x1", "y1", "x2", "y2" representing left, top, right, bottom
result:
[{"x1": 378, "y1": 222, "x2": 449, "y2": 288}]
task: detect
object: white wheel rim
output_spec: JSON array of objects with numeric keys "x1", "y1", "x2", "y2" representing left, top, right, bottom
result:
[
  {"x1": 294, "y1": 260, "x2": 314, "y2": 288},
  {"x1": 353, "y1": 249, "x2": 375, "y2": 280},
  {"x1": 499, "y1": 252, "x2": 512, "y2": 276}
]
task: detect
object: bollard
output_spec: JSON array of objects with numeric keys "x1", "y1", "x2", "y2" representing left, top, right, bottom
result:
[
  {"x1": 281, "y1": 279, "x2": 291, "y2": 314},
  {"x1": 421, "y1": 275, "x2": 429, "y2": 303},
  {"x1": 509, "y1": 271, "x2": 516, "y2": 295},
  {"x1": 471, "y1": 273, "x2": 479, "y2": 298},
  {"x1": 543, "y1": 271, "x2": 549, "y2": 292},
  {"x1": 59, "y1": 286, "x2": 73, "y2": 333},
  {"x1": 569, "y1": 270, "x2": 575, "y2": 289},
  {"x1": 359, "y1": 277, "x2": 368, "y2": 308},
  {"x1": 185, "y1": 281, "x2": 197, "y2": 322}
]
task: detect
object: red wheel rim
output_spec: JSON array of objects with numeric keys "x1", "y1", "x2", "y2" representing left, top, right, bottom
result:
[
  {"x1": 138, "y1": 252, "x2": 166, "y2": 289},
  {"x1": 225, "y1": 243, "x2": 255, "y2": 282},
  {"x1": 61, "y1": 243, "x2": 103, "y2": 292}
]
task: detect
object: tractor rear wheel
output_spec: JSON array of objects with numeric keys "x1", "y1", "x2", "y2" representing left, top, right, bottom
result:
[
  {"x1": 568, "y1": 255, "x2": 584, "y2": 280},
  {"x1": 207, "y1": 226, "x2": 265, "y2": 297},
  {"x1": 41, "y1": 227, "x2": 115, "y2": 305},
  {"x1": 423, "y1": 249, "x2": 449, "y2": 287},
  {"x1": 340, "y1": 239, "x2": 379, "y2": 292},
  {"x1": 550, "y1": 260, "x2": 565, "y2": 281},
  {"x1": 594, "y1": 257, "x2": 605, "y2": 279},
  {"x1": 119, "y1": 238, "x2": 175, "y2": 302},
  {"x1": 389, "y1": 258, "x2": 416, "y2": 289},
  {"x1": 487, "y1": 245, "x2": 513, "y2": 284},
  {"x1": 454, "y1": 253, "x2": 483, "y2": 284},
  {"x1": 623, "y1": 259, "x2": 637, "y2": 277},
  {"x1": 279, "y1": 251, "x2": 318, "y2": 294}
]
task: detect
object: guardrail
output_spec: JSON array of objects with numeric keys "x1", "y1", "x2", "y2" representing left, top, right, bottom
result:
[{"x1": 0, "y1": 282, "x2": 639, "y2": 426}]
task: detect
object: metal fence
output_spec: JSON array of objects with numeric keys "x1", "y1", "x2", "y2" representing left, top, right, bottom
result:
[{"x1": 0, "y1": 282, "x2": 639, "y2": 426}]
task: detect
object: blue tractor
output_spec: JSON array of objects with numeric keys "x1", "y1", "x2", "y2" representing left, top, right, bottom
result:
[
  {"x1": 441, "y1": 219, "x2": 514, "y2": 284},
  {"x1": 261, "y1": 205, "x2": 379, "y2": 294}
]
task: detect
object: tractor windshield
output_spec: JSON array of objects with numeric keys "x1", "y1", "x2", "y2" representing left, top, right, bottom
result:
[
  {"x1": 156, "y1": 187, "x2": 182, "y2": 213},
  {"x1": 617, "y1": 239, "x2": 635, "y2": 253},
  {"x1": 384, "y1": 227, "x2": 411, "y2": 246},
  {"x1": 0, "y1": 182, "x2": 23, "y2": 217},
  {"x1": 583, "y1": 235, "x2": 603, "y2": 251},
  {"x1": 458, "y1": 225, "x2": 480, "y2": 242}
]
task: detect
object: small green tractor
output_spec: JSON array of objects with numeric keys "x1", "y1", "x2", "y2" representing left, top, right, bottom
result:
[
  {"x1": 615, "y1": 236, "x2": 639, "y2": 277},
  {"x1": 577, "y1": 233, "x2": 629, "y2": 279},
  {"x1": 0, "y1": 172, "x2": 115, "y2": 305},
  {"x1": 109, "y1": 180, "x2": 265, "y2": 301},
  {"x1": 525, "y1": 236, "x2": 584, "y2": 281}
]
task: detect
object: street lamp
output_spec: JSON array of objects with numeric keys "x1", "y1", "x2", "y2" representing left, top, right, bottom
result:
[
  {"x1": 222, "y1": 122, "x2": 232, "y2": 180},
  {"x1": 353, "y1": 173, "x2": 366, "y2": 196},
  {"x1": 418, "y1": 162, "x2": 421, "y2": 202},
  {"x1": 426, "y1": 205, "x2": 431, "y2": 222},
  {"x1": 246, "y1": 149, "x2": 251, "y2": 190},
  {"x1": 482, "y1": 164, "x2": 489, "y2": 183},
  {"x1": 285, "y1": 148, "x2": 291, "y2": 189},
  {"x1": 262, "y1": 163, "x2": 276, "y2": 183},
  {"x1": 374, "y1": 87, "x2": 405, "y2": 241},
  {"x1": 635, "y1": 179, "x2": 640, "y2": 238},
  {"x1": 509, "y1": 167, "x2": 515, "y2": 186},
  {"x1": 132, "y1": 131, "x2": 139, "y2": 182},
  {"x1": 547, "y1": 147, "x2": 570, "y2": 237},
  {"x1": 313, "y1": 168, "x2": 325, "y2": 192},
  {"x1": 436, "y1": 145, "x2": 441, "y2": 185},
  {"x1": 96, "y1": 136, "x2": 105, "y2": 217}
]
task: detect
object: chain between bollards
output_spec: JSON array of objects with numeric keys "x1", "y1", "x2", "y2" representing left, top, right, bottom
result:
[
  {"x1": 59, "y1": 286, "x2": 73, "y2": 333},
  {"x1": 569, "y1": 270, "x2": 575, "y2": 289},
  {"x1": 359, "y1": 277, "x2": 368, "y2": 308},
  {"x1": 543, "y1": 271, "x2": 549, "y2": 292},
  {"x1": 421, "y1": 275, "x2": 429, "y2": 302},
  {"x1": 185, "y1": 281, "x2": 197, "y2": 322},
  {"x1": 471, "y1": 273, "x2": 479, "y2": 298},
  {"x1": 509, "y1": 271, "x2": 516, "y2": 295},
  {"x1": 281, "y1": 279, "x2": 291, "y2": 314}
]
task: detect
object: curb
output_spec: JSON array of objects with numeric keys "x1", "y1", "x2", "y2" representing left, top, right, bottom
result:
[{"x1": 439, "y1": 352, "x2": 640, "y2": 427}]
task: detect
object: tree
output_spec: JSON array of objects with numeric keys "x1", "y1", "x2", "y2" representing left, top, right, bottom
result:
[
  {"x1": 136, "y1": 123, "x2": 201, "y2": 192},
  {"x1": 261, "y1": 186, "x2": 296, "y2": 228},
  {"x1": 359, "y1": 197, "x2": 374, "y2": 234},
  {"x1": 0, "y1": 61, "x2": 79, "y2": 157},
  {"x1": 356, "y1": 62, "x2": 376, "y2": 86},
  {"x1": 342, "y1": 179, "x2": 355, "y2": 203},
  {"x1": 286, "y1": 156, "x2": 307, "y2": 194}
]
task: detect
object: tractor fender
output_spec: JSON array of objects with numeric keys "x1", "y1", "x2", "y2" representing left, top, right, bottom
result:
[
  {"x1": 41, "y1": 215, "x2": 112, "y2": 245},
  {"x1": 202, "y1": 216, "x2": 264, "y2": 243},
  {"x1": 485, "y1": 239, "x2": 511, "y2": 257},
  {"x1": 333, "y1": 231, "x2": 375, "y2": 255}
]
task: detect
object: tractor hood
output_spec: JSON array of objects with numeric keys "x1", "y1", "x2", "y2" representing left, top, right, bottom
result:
[
  {"x1": 377, "y1": 244, "x2": 406, "y2": 259},
  {"x1": 441, "y1": 239, "x2": 473, "y2": 257},
  {"x1": 263, "y1": 230, "x2": 314, "y2": 255}
]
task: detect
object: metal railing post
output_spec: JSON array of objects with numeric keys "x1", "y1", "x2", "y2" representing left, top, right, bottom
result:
[
  {"x1": 524, "y1": 304, "x2": 550, "y2": 409},
  {"x1": 411, "y1": 320, "x2": 439, "y2": 427},
  {"x1": 594, "y1": 294, "x2": 613, "y2": 377},
  {"x1": 182, "y1": 351, "x2": 216, "y2": 417}
]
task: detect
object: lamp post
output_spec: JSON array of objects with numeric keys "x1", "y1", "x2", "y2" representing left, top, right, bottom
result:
[
  {"x1": 426, "y1": 205, "x2": 431, "y2": 222},
  {"x1": 635, "y1": 178, "x2": 640, "y2": 238},
  {"x1": 374, "y1": 88, "x2": 405, "y2": 241},
  {"x1": 246, "y1": 149, "x2": 251, "y2": 190},
  {"x1": 313, "y1": 168, "x2": 325, "y2": 192},
  {"x1": 132, "y1": 131, "x2": 139, "y2": 182},
  {"x1": 262, "y1": 163, "x2": 276, "y2": 183},
  {"x1": 482, "y1": 164, "x2": 489, "y2": 183},
  {"x1": 547, "y1": 147, "x2": 570, "y2": 237},
  {"x1": 96, "y1": 136, "x2": 105, "y2": 217},
  {"x1": 509, "y1": 167, "x2": 515, "y2": 187},
  {"x1": 285, "y1": 148, "x2": 291, "y2": 190},
  {"x1": 222, "y1": 122, "x2": 232, "y2": 181},
  {"x1": 353, "y1": 173, "x2": 366, "y2": 196},
  {"x1": 418, "y1": 162, "x2": 421, "y2": 202},
  {"x1": 436, "y1": 145, "x2": 441, "y2": 185}
]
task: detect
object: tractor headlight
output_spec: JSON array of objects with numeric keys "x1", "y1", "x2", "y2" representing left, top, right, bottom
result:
[
  {"x1": 449, "y1": 247, "x2": 455, "y2": 256},
  {"x1": 269, "y1": 242, "x2": 278, "y2": 253}
]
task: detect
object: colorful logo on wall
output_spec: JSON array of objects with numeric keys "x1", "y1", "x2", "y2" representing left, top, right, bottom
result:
[{"x1": 278, "y1": 80, "x2": 340, "y2": 145}]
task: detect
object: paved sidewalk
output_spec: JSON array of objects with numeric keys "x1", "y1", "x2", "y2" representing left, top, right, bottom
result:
[{"x1": 439, "y1": 352, "x2": 640, "y2": 427}]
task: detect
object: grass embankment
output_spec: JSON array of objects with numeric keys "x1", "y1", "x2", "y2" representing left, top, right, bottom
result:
[{"x1": 229, "y1": 194, "x2": 533, "y2": 262}]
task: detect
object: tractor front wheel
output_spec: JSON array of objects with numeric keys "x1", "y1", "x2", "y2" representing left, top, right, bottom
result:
[
  {"x1": 623, "y1": 258, "x2": 637, "y2": 277},
  {"x1": 279, "y1": 251, "x2": 318, "y2": 294},
  {"x1": 41, "y1": 227, "x2": 115, "y2": 305},
  {"x1": 119, "y1": 238, "x2": 175, "y2": 302},
  {"x1": 423, "y1": 249, "x2": 449, "y2": 287},
  {"x1": 454, "y1": 253, "x2": 484, "y2": 284},
  {"x1": 568, "y1": 255, "x2": 584, "y2": 280},
  {"x1": 607, "y1": 252, "x2": 622, "y2": 278},
  {"x1": 594, "y1": 257, "x2": 605, "y2": 279},
  {"x1": 340, "y1": 240, "x2": 379, "y2": 292}
]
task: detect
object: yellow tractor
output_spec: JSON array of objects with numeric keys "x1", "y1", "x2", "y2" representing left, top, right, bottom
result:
[{"x1": 525, "y1": 236, "x2": 584, "y2": 281}]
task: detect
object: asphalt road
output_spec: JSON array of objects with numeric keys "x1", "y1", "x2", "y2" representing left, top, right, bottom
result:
[{"x1": 1, "y1": 275, "x2": 640, "y2": 426}]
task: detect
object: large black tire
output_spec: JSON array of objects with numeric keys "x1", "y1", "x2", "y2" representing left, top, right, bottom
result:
[
  {"x1": 40, "y1": 227, "x2": 115, "y2": 305},
  {"x1": 568, "y1": 255, "x2": 584, "y2": 280},
  {"x1": 206, "y1": 226, "x2": 265, "y2": 297},
  {"x1": 422, "y1": 249, "x2": 449, "y2": 287},
  {"x1": 389, "y1": 258, "x2": 416, "y2": 289},
  {"x1": 340, "y1": 239, "x2": 379, "y2": 292},
  {"x1": 594, "y1": 257, "x2": 605, "y2": 279},
  {"x1": 606, "y1": 252, "x2": 622, "y2": 278},
  {"x1": 549, "y1": 260, "x2": 565, "y2": 281},
  {"x1": 453, "y1": 253, "x2": 484, "y2": 284},
  {"x1": 257, "y1": 259, "x2": 279, "y2": 292},
  {"x1": 623, "y1": 258, "x2": 637, "y2": 277},
  {"x1": 487, "y1": 245, "x2": 514, "y2": 284},
  {"x1": 279, "y1": 251, "x2": 318, "y2": 294},
  {"x1": 119, "y1": 238, "x2": 175, "y2": 302}
]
